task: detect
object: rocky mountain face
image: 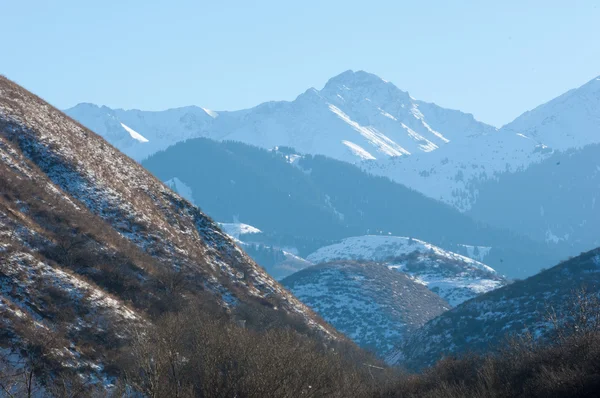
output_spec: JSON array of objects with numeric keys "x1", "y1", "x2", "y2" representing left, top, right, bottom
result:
[
  {"x1": 0, "y1": 77, "x2": 337, "y2": 388},
  {"x1": 388, "y1": 248, "x2": 600, "y2": 370},
  {"x1": 281, "y1": 261, "x2": 451, "y2": 357}
]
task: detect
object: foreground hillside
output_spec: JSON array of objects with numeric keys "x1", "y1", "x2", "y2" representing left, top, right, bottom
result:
[
  {"x1": 0, "y1": 76, "x2": 345, "y2": 393},
  {"x1": 389, "y1": 247, "x2": 600, "y2": 370}
]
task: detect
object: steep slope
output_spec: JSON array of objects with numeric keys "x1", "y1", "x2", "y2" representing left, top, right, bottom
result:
[
  {"x1": 0, "y1": 76, "x2": 337, "y2": 387},
  {"x1": 468, "y1": 143, "x2": 600, "y2": 254},
  {"x1": 353, "y1": 75, "x2": 600, "y2": 211},
  {"x1": 363, "y1": 129, "x2": 551, "y2": 211},
  {"x1": 281, "y1": 261, "x2": 451, "y2": 357},
  {"x1": 142, "y1": 138, "x2": 560, "y2": 277},
  {"x1": 502, "y1": 76, "x2": 600, "y2": 151},
  {"x1": 308, "y1": 235, "x2": 507, "y2": 306},
  {"x1": 389, "y1": 247, "x2": 600, "y2": 370},
  {"x1": 66, "y1": 70, "x2": 495, "y2": 164}
]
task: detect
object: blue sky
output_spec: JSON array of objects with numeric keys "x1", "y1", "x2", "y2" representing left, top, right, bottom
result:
[{"x1": 2, "y1": 0, "x2": 599, "y2": 126}]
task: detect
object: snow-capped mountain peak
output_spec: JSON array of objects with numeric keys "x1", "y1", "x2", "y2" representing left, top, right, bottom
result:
[
  {"x1": 66, "y1": 70, "x2": 485, "y2": 164},
  {"x1": 322, "y1": 70, "x2": 392, "y2": 91}
]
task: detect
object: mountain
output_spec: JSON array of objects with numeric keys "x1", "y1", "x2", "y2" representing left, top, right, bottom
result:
[
  {"x1": 0, "y1": 76, "x2": 338, "y2": 388},
  {"x1": 362, "y1": 129, "x2": 551, "y2": 211},
  {"x1": 502, "y1": 76, "x2": 600, "y2": 151},
  {"x1": 66, "y1": 72, "x2": 600, "y2": 215},
  {"x1": 467, "y1": 143, "x2": 600, "y2": 254},
  {"x1": 65, "y1": 70, "x2": 495, "y2": 164},
  {"x1": 389, "y1": 247, "x2": 600, "y2": 370},
  {"x1": 363, "y1": 75, "x2": 600, "y2": 210},
  {"x1": 65, "y1": 103, "x2": 218, "y2": 161},
  {"x1": 307, "y1": 235, "x2": 508, "y2": 306},
  {"x1": 281, "y1": 261, "x2": 451, "y2": 356},
  {"x1": 141, "y1": 138, "x2": 560, "y2": 277}
]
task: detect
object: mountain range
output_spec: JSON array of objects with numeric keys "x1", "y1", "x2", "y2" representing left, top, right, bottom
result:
[{"x1": 66, "y1": 70, "x2": 600, "y2": 254}]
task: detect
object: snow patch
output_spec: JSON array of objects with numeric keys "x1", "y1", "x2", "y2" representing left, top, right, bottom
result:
[
  {"x1": 218, "y1": 222, "x2": 262, "y2": 240},
  {"x1": 329, "y1": 105, "x2": 411, "y2": 157},
  {"x1": 120, "y1": 123, "x2": 149, "y2": 143},
  {"x1": 342, "y1": 140, "x2": 376, "y2": 160},
  {"x1": 202, "y1": 107, "x2": 219, "y2": 118}
]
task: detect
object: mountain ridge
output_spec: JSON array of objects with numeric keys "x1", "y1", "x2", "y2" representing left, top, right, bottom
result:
[{"x1": 0, "y1": 76, "x2": 340, "y2": 388}]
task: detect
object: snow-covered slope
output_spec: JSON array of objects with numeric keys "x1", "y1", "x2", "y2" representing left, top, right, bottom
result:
[
  {"x1": 308, "y1": 236, "x2": 507, "y2": 306},
  {"x1": 363, "y1": 129, "x2": 551, "y2": 211},
  {"x1": 214, "y1": 70, "x2": 493, "y2": 163},
  {"x1": 65, "y1": 103, "x2": 218, "y2": 160},
  {"x1": 389, "y1": 248, "x2": 600, "y2": 370},
  {"x1": 282, "y1": 261, "x2": 450, "y2": 357},
  {"x1": 502, "y1": 76, "x2": 600, "y2": 151},
  {"x1": 355, "y1": 74, "x2": 600, "y2": 211}
]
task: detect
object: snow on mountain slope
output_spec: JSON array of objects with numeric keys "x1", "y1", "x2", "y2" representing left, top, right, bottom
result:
[
  {"x1": 370, "y1": 75, "x2": 600, "y2": 211},
  {"x1": 502, "y1": 76, "x2": 600, "y2": 151},
  {"x1": 65, "y1": 103, "x2": 217, "y2": 160},
  {"x1": 282, "y1": 261, "x2": 450, "y2": 357},
  {"x1": 308, "y1": 236, "x2": 507, "y2": 306},
  {"x1": 389, "y1": 248, "x2": 600, "y2": 370},
  {"x1": 206, "y1": 70, "x2": 492, "y2": 164},
  {"x1": 363, "y1": 129, "x2": 551, "y2": 211},
  {"x1": 218, "y1": 222, "x2": 262, "y2": 240}
]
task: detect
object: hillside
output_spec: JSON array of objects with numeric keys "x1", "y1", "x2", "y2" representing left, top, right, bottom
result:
[
  {"x1": 308, "y1": 235, "x2": 508, "y2": 306},
  {"x1": 0, "y1": 76, "x2": 338, "y2": 390},
  {"x1": 502, "y1": 76, "x2": 600, "y2": 151},
  {"x1": 389, "y1": 247, "x2": 600, "y2": 370},
  {"x1": 281, "y1": 261, "x2": 450, "y2": 356},
  {"x1": 468, "y1": 143, "x2": 600, "y2": 254},
  {"x1": 142, "y1": 138, "x2": 559, "y2": 277}
]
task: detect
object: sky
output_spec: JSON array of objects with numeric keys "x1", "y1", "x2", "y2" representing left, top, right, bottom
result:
[{"x1": 2, "y1": 0, "x2": 600, "y2": 127}]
